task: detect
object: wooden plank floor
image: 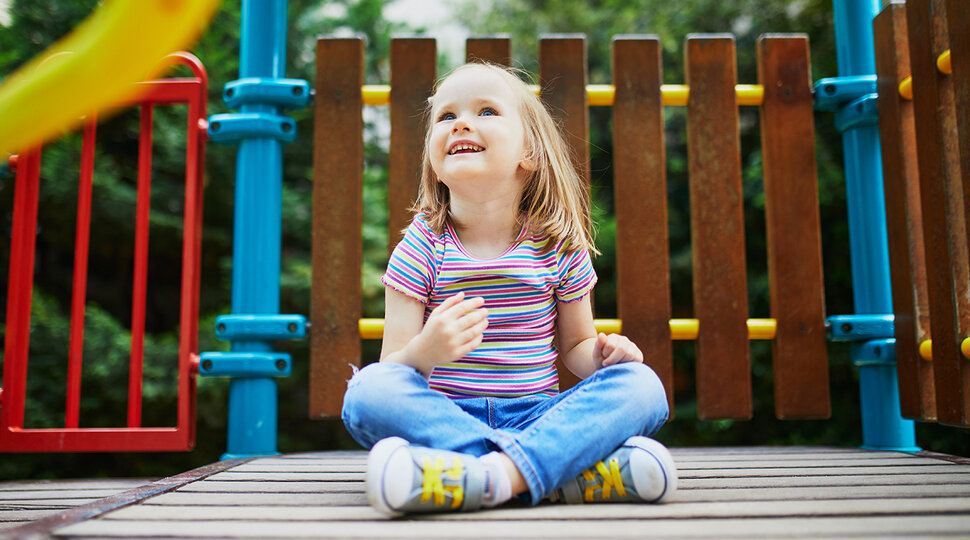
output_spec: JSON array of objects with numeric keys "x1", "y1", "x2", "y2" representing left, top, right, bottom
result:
[
  {"x1": 4, "y1": 447, "x2": 970, "y2": 539},
  {"x1": 0, "y1": 479, "x2": 152, "y2": 532}
]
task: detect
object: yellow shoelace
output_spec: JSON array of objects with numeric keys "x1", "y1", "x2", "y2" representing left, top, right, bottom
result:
[
  {"x1": 421, "y1": 457, "x2": 465, "y2": 508},
  {"x1": 582, "y1": 458, "x2": 627, "y2": 501}
]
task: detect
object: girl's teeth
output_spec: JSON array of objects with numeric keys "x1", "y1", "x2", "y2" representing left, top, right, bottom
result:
[{"x1": 450, "y1": 144, "x2": 483, "y2": 154}]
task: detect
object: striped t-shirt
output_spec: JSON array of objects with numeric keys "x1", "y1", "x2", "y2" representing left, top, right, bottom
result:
[{"x1": 381, "y1": 214, "x2": 597, "y2": 398}]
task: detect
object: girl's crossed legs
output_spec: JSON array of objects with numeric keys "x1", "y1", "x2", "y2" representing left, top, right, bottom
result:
[{"x1": 341, "y1": 360, "x2": 670, "y2": 504}]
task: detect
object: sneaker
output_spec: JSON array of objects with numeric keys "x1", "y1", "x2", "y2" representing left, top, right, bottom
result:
[
  {"x1": 366, "y1": 437, "x2": 488, "y2": 516},
  {"x1": 554, "y1": 436, "x2": 677, "y2": 504}
]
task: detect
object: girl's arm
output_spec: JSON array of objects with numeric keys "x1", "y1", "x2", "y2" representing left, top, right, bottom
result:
[
  {"x1": 380, "y1": 288, "x2": 489, "y2": 377},
  {"x1": 556, "y1": 295, "x2": 644, "y2": 379}
]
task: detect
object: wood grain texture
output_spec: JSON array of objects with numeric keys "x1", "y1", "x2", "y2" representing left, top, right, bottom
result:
[
  {"x1": 944, "y1": 0, "x2": 970, "y2": 428},
  {"x1": 0, "y1": 460, "x2": 245, "y2": 540},
  {"x1": 612, "y1": 36, "x2": 674, "y2": 410},
  {"x1": 907, "y1": 0, "x2": 970, "y2": 426},
  {"x1": 310, "y1": 37, "x2": 364, "y2": 418},
  {"x1": 539, "y1": 35, "x2": 589, "y2": 392},
  {"x1": 685, "y1": 35, "x2": 751, "y2": 420},
  {"x1": 757, "y1": 35, "x2": 829, "y2": 420},
  {"x1": 86, "y1": 497, "x2": 970, "y2": 522},
  {"x1": 466, "y1": 36, "x2": 511, "y2": 66},
  {"x1": 874, "y1": 3, "x2": 936, "y2": 421},
  {"x1": 388, "y1": 37, "x2": 436, "y2": 251},
  {"x1": 15, "y1": 448, "x2": 969, "y2": 539}
]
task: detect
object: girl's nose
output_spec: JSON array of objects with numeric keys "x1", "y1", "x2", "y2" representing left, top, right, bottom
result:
[{"x1": 452, "y1": 115, "x2": 472, "y2": 133}]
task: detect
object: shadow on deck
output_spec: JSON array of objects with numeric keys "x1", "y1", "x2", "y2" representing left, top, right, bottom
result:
[{"x1": 3, "y1": 447, "x2": 970, "y2": 539}]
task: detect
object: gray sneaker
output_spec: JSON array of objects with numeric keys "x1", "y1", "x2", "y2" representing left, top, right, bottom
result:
[
  {"x1": 554, "y1": 436, "x2": 677, "y2": 504},
  {"x1": 366, "y1": 437, "x2": 488, "y2": 516}
]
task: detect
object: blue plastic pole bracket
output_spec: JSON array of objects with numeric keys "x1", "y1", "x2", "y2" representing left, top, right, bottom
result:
[
  {"x1": 198, "y1": 352, "x2": 292, "y2": 378},
  {"x1": 826, "y1": 314, "x2": 894, "y2": 342},
  {"x1": 224, "y1": 78, "x2": 311, "y2": 110},
  {"x1": 852, "y1": 338, "x2": 897, "y2": 367},
  {"x1": 835, "y1": 93, "x2": 879, "y2": 132},
  {"x1": 215, "y1": 314, "x2": 307, "y2": 341},
  {"x1": 813, "y1": 75, "x2": 877, "y2": 111},
  {"x1": 208, "y1": 112, "x2": 297, "y2": 144}
]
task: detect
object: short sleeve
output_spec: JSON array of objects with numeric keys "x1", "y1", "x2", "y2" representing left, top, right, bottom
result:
[
  {"x1": 555, "y1": 246, "x2": 598, "y2": 303},
  {"x1": 381, "y1": 216, "x2": 438, "y2": 304}
]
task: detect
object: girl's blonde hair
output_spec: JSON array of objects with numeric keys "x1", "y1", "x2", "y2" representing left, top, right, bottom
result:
[{"x1": 411, "y1": 62, "x2": 598, "y2": 255}]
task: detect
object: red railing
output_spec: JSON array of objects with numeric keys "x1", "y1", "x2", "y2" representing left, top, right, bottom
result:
[{"x1": 0, "y1": 52, "x2": 208, "y2": 452}]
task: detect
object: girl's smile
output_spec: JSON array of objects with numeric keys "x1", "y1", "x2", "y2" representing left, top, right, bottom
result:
[{"x1": 447, "y1": 140, "x2": 485, "y2": 155}]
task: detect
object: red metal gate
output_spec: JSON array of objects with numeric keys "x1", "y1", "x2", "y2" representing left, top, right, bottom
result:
[{"x1": 0, "y1": 52, "x2": 207, "y2": 452}]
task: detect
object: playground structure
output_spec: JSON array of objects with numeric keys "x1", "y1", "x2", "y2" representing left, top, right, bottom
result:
[
  {"x1": 0, "y1": 51, "x2": 208, "y2": 452},
  {"x1": 0, "y1": 0, "x2": 968, "y2": 460},
  {"x1": 0, "y1": 0, "x2": 220, "y2": 157}
]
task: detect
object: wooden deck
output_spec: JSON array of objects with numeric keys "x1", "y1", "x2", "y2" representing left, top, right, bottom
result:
[
  {"x1": 3, "y1": 447, "x2": 970, "y2": 539},
  {"x1": 0, "y1": 478, "x2": 152, "y2": 532}
]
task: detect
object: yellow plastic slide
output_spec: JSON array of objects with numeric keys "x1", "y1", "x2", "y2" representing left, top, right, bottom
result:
[{"x1": 0, "y1": 0, "x2": 221, "y2": 156}]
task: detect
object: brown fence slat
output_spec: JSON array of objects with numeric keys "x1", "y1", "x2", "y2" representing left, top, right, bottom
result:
[
  {"x1": 388, "y1": 37, "x2": 436, "y2": 251},
  {"x1": 945, "y1": 0, "x2": 970, "y2": 427},
  {"x1": 874, "y1": 3, "x2": 936, "y2": 421},
  {"x1": 612, "y1": 36, "x2": 674, "y2": 410},
  {"x1": 686, "y1": 35, "x2": 752, "y2": 420},
  {"x1": 310, "y1": 37, "x2": 364, "y2": 418},
  {"x1": 539, "y1": 35, "x2": 590, "y2": 188},
  {"x1": 539, "y1": 35, "x2": 589, "y2": 391},
  {"x1": 466, "y1": 36, "x2": 512, "y2": 66},
  {"x1": 907, "y1": 0, "x2": 970, "y2": 426},
  {"x1": 756, "y1": 35, "x2": 829, "y2": 420}
]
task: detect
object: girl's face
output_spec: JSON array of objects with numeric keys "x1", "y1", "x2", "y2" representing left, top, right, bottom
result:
[{"x1": 428, "y1": 67, "x2": 532, "y2": 196}]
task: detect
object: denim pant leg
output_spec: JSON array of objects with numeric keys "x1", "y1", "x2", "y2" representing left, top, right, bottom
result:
[
  {"x1": 341, "y1": 362, "x2": 499, "y2": 457},
  {"x1": 342, "y1": 361, "x2": 669, "y2": 506},
  {"x1": 487, "y1": 362, "x2": 669, "y2": 504}
]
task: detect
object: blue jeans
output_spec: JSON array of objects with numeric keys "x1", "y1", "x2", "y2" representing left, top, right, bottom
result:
[{"x1": 341, "y1": 361, "x2": 669, "y2": 504}]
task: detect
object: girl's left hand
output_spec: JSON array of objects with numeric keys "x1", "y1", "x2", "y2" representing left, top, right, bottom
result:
[{"x1": 593, "y1": 332, "x2": 644, "y2": 368}]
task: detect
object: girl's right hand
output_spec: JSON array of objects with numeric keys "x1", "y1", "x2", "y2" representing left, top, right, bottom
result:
[{"x1": 408, "y1": 291, "x2": 488, "y2": 372}]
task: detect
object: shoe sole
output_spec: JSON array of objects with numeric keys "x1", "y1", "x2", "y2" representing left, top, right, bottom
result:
[
  {"x1": 624, "y1": 436, "x2": 678, "y2": 502},
  {"x1": 366, "y1": 436, "x2": 410, "y2": 517}
]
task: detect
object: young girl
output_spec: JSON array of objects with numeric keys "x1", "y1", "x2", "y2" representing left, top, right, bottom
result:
[{"x1": 341, "y1": 62, "x2": 676, "y2": 516}]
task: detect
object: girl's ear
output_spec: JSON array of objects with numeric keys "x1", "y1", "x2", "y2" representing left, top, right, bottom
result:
[{"x1": 520, "y1": 145, "x2": 539, "y2": 171}]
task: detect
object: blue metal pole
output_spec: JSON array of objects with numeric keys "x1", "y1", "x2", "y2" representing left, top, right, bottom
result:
[
  {"x1": 224, "y1": 0, "x2": 288, "y2": 459},
  {"x1": 200, "y1": 0, "x2": 307, "y2": 458},
  {"x1": 832, "y1": 0, "x2": 918, "y2": 451}
]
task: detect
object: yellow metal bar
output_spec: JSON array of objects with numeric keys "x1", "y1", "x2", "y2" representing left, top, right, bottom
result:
[
  {"x1": 362, "y1": 85, "x2": 390, "y2": 106},
  {"x1": 663, "y1": 85, "x2": 690, "y2": 106},
  {"x1": 919, "y1": 340, "x2": 931, "y2": 360},
  {"x1": 898, "y1": 48, "x2": 952, "y2": 101},
  {"x1": 917, "y1": 338, "x2": 970, "y2": 360},
  {"x1": 360, "y1": 84, "x2": 765, "y2": 107},
  {"x1": 938, "y1": 49, "x2": 952, "y2": 74},
  {"x1": 359, "y1": 317, "x2": 776, "y2": 340},
  {"x1": 747, "y1": 318, "x2": 778, "y2": 340},
  {"x1": 360, "y1": 318, "x2": 384, "y2": 340},
  {"x1": 595, "y1": 318, "x2": 622, "y2": 335},
  {"x1": 670, "y1": 319, "x2": 700, "y2": 339},
  {"x1": 736, "y1": 85, "x2": 765, "y2": 106},
  {"x1": 586, "y1": 84, "x2": 615, "y2": 106},
  {"x1": 899, "y1": 77, "x2": 913, "y2": 100}
]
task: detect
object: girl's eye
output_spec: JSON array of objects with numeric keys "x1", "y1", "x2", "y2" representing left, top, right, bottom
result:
[
  {"x1": 438, "y1": 112, "x2": 456, "y2": 121},
  {"x1": 480, "y1": 108, "x2": 497, "y2": 117}
]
